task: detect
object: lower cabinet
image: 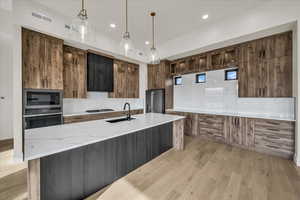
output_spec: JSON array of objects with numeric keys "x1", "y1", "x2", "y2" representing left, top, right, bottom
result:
[
  {"x1": 40, "y1": 123, "x2": 173, "y2": 200},
  {"x1": 198, "y1": 114, "x2": 226, "y2": 142},
  {"x1": 167, "y1": 111, "x2": 295, "y2": 159},
  {"x1": 224, "y1": 116, "x2": 255, "y2": 149},
  {"x1": 253, "y1": 118, "x2": 295, "y2": 158}
]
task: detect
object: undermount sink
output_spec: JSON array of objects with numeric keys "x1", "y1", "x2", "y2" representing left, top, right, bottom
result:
[{"x1": 106, "y1": 117, "x2": 135, "y2": 123}]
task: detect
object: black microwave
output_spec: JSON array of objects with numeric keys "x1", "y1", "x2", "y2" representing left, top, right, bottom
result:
[{"x1": 23, "y1": 89, "x2": 63, "y2": 115}]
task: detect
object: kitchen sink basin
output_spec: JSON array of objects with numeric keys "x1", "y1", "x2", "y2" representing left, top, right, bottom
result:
[{"x1": 106, "y1": 117, "x2": 135, "y2": 123}]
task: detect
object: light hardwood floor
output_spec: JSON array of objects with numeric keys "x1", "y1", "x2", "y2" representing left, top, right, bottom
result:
[
  {"x1": 0, "y1": 137, "x2": 299, "y2": 200},
  {"x1": 0, "y1": 140, "x2": 27, "y2": 200},
  {"x1": 94, "y1": 137, "x2": 300, "y2": 200}
]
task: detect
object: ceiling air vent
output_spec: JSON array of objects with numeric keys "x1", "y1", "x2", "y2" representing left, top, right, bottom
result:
[{"x1": 31, "y1": 12, "x2": 52, "y2": 23}]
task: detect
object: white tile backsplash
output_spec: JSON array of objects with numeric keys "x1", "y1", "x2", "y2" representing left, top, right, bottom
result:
[
  {"x1": 63, "y1": 92, "x2": 144, "y2": 115},
  {"x1": 174, "y1": 69, "x2": 295, "y2": 120}
]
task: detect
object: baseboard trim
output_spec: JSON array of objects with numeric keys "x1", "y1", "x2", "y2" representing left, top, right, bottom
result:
[
  {"x1": 294, "y1": 153, "x2": 300, "y2": 167},
  {"x1": 13, "y1": 151, "x2": 24, "y2": 163}
]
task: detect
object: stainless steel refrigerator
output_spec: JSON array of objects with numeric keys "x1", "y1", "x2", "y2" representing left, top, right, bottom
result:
[{"x1": 146, "y1": 89, "x2": 165, "y2": 113}]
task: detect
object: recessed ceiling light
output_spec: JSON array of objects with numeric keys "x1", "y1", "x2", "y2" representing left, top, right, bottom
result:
[
  {"x1": 145, "y1": 41, "x2": 150, "y2": 45},
  {"x1": 110, "y1": 23, "x2": 116, "y2": 28},
  {"x1": 202, "y1": 14, "x2": 209, "y2": 20}
]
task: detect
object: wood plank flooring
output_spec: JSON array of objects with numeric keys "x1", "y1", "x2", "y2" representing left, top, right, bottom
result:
[
  {"x1": 94, "y1": 137, "x2": 300, "y2": 200},
  {"x1": 0, "y1": 137, "x2": 299, "y2": 200},
  {"x1": 0, "y1": 140, "x2": 27, "y2": 200}
]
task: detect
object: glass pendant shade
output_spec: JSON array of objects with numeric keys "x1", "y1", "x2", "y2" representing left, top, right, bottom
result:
[
  {"x1": 150, "y1": 47, "x2": 160, "y2": 64},
  {"x1": 120, "y1": 32, "x2": 134, "y2": 56},
  {"x1": 71, "y1": 0, "x2": 93, "y2": 42},
  {"x1": 71, "y1": 18, "x2": 89, "y2": 42}
]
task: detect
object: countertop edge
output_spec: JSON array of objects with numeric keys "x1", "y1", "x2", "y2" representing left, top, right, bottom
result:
[
  {"x1": 25, "y1": 114, "x2": 185, "y2": 161},
  {"x1": 166, "y1": 109, "x2": 295, "y2": 122}
]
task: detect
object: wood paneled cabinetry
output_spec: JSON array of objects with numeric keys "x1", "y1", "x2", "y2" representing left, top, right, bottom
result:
[
  {"x1": 254, "y1": 118, "x2": 294, "y2": 158},
  {"x1": 109, "y1": 60, "x2": 139, "y2": 98},
  {"x1": 197, "y1": 114, "x2": 226, "y2": 142},
  {"x1": 63, "y1": 45, "x2": 87, "y2": 98},
  {"x1": 225, "y1": 116, "x2": 255, "y2": 148},
  {"x1": 167, "y1": 111, "x2": 295, "y2": 159},
  {"x1": 147, "y1": 61, "x2": 173, "y2": 109},
  {"x1": 239, "y1": 31, "x2": 292, "y2": 97},
  {"x1": 22, "y1": 28, "x2": 63, "y2": 90}
]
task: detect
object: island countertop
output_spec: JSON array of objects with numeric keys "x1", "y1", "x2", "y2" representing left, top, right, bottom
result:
[{"x1": 24, "y1": 113, "x2": 185, "y2": 161}]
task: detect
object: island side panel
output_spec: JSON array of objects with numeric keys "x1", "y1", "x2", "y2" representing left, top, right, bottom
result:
[
  {"x1": 27, "y1": 159, "x2": 41, "y2": 200},
  {"x1": 27, "y1": 122, "x2": 174, "y2": 200},
  {"x1": 173, "y1": 119, "x2": 184, "y2": 150}
]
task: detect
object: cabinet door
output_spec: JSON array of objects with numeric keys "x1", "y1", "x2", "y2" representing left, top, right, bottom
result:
[
  {"x1": 63, "y1": 45, "x2": 87, "y2": 98},
  {"x1": 109, "y1": 61, "x2": 126, "y2": 98},
  {"x1": 225, "y1": 116, "x2": 254, "y2": 148},
  {"x1": 127, "y1": 64, "x2": 139, "y2": 98},
  {"x1": 22, "y1": 28, "x2": 45, "y2": 89},
  {"x1": 87, "y1": 53, "x2": 113, "y2": 92},
  {"x1": 209, "y1": 50, "x2": 224, "y2": 70},
  {"x1": 254, "y1": 118, "x2": 295, "y2": 158},
  {"x1": 223, "y1": 46, "x2": 239, "y2": 67},
  {"x1": 198, "y1": 114, "x2": 226, "y2": 142},
  {"x1": 268, "y1": 56, "x2": 292, "y2": 97},
  {"x1": 44, "y1": 36, "x2": 63, "y2": 90},
  {"x1": 184, "y1": 113, "x2": 198, "y2": 136},
  {"x1": 22, "y1": 28, "x2": 63, "y2": 90},
  {"x1": 197, "y1": 54, "x2": 208, "y2": 72},
  {"x1": 147, "y1": 64, "x2": 156, "y2": 90}
]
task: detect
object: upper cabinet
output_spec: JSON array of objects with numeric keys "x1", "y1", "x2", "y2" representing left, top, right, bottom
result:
[
  {"x1": 87, "y1": 52, "x2": 114, "y2": 92},
  {"x1": 170, "y1": 46, "x2": 239, "y2": 76},
  {"x1": 63, "y1": 45, "x2": 87, "y2": 98},
  {"x1": 147, "y1": 61, "x2": 173, "y2": 109},
  {"x1": 109, "y1": 60, "x2": 139, "y2": 98},
  {"x1": 22, "y1": 28, "x2": 63, "y2": 90},
  {"x1": 238, "y1": 31, "x2": 292, "y2": 97}
]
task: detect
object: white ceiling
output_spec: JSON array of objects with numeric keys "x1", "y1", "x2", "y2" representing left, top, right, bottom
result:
[{"x1": 33, "y1": 0, "x2": 275, "y2": 53}]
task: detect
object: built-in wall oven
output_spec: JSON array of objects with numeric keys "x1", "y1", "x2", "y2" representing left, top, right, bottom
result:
[{"x1": 23, "y1": 89, "x2": 63, "y2": 129}]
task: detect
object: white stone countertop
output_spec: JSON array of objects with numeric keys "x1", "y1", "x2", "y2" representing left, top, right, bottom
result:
[
  {"x1": 24, "y1": 113, "x2": 185, "y2": 161},
  {"x1": 167, "y1": 108, "x2": 295, "y2": 121},
  {"x1": 63, "y1": 108, "x2": 144, "y2": 117}
]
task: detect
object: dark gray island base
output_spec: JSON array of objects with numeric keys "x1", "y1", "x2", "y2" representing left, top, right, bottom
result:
[{"x1": 27, "y1": 118, "x2": 184, "y2": 200}]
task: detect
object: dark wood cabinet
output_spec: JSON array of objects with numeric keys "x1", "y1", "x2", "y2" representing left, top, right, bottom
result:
[
  {"x1": 22, "y1": 28, "x2": 63, "y2": 90},
  {"x1": 40, "y1": 123, "x2": 173, "y2": 200},
  {"x1": 63, "y1": 45, "x2": 87, "y2": 98},
  {"x1": 87, "y1": 52, "x2": 113, "y2": 92},
  {"x1": 109, "y1": 60, "x2": 139, "y2": 98}
]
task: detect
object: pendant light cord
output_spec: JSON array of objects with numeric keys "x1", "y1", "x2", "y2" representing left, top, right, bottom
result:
[
  {"x1": 151, "y1": 12, "x2": 156, "y2": 49},
  {"x1": 82, "y1": 0, "x2": 84, "y2": 10},
  {"x1": 126, "y1": 0, "x2": 128, "y2": 33}
]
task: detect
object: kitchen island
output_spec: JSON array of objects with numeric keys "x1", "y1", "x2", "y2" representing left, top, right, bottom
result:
[{"x1": 25, "y1": 113, "x2": 185, "y2": 200}]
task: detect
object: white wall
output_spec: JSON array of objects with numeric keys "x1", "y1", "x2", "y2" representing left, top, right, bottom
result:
[
  {"x1": 174, "y1": 69, "x2": 295, "y2": 120},
  {"x1": 63, "y1": 63, "x2": 147, "y2": 114},
  {"x1": 0, "y1": 1, "x2": 13, "y2": 141},
  {"x1": 0, "y1": 26, "x2": 13, "y2": 140}
]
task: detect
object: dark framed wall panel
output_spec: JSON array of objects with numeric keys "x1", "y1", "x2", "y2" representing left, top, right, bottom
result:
[{"x1": 40, "y1": 122, "x2": 173, "y2": 200}]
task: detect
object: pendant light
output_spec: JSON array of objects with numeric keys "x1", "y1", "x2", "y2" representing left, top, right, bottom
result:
[
  {"x1": 149, "y1": 12, "x2": 160, "y2": 64},
  {"x1": 72, "y1": 0, "x2": 89, "y2": 42},
  {"x1": 120, "y1": 0, "x2": 134, "y2": 56}
]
